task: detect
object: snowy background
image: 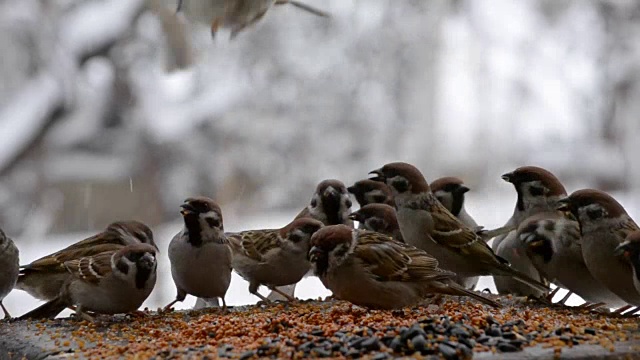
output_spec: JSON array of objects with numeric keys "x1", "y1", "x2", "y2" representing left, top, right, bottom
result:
[{"x1": 2, "y1": 0, "x2": 640, "y2": 315}]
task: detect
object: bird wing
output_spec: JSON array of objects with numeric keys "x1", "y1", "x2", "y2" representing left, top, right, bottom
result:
[
  {"x1": 429, "y1": 205, "x2": 509, "y2": 264},
  {"x1": 63, "y1": 251, "x2": 114, "y2": 284},
  {"x1": 354, "y1": 231, "x2": 454, "y2": 283},
  {"x1": 228, "y1": 229, "x2": 282, "y2": 262}
]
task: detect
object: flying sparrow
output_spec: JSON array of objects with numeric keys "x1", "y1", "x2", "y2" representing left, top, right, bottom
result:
[
  {"x1": 165, "y1": 197, "x2": 232, "y2": 311},
  {"x1": 308, "y1": 225, "x2": 500, "y2": 309},
  {"x1": 348, "y1": 203, "x2": 403, "y2": 242},
  {"x1": 492, "y1": 166, "x2": 567, "y2": 297},
  {"x1": 0, "y1": 228, "x2": 19, "y2": 319},
  {"x1": 558, "y1": 189, "x2": 640, "y2": 307},
  {"x1": 519, "y1": 211, "x2": 626, "y2": 308},
  {"x1": 347, "y1": 179, "x2": 395, "y2": 208},
  {"x1": 19, "y1": 243, "x2": 157, "y2": 320},
  {"x1": 615, "y1": 231, "x2": 640, "y2": 296},
  {"x1": 16, "y1": 221, "x2": 157, "y2": 302},
  {"x1": 227, "y1": 218, "x2": 323, "y2": 302},
  {"x1": 177, "y1": 0, "x2": 330, "y2": 39},
  {"x1": 268, "y1": 179, "x2": 353, "y2": 301},
  {"x1": 369, "y1": 162, "x2": 548, "y2": 293}
]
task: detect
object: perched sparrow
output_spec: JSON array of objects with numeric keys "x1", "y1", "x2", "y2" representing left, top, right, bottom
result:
[
  {"x1": 0, "y1": 228, "x2": 19, "y2": 319},
  {"x1": 519, "y1": 212, "x2": 626, "y2": 308},
  {"x1": 615, "y1": 231, "x2": 640, "y2": 295},
  {"x1": 165, "y1": 197, "x2": 232, "y2": 311},
  {"x1": 17, "y1": 221, "x2": 157, "y2": 302},
  {"x1": 19, "y1": 243, "x2": 157, "y2": 320},
  {"x1": 493, "y1": 166, "x2": 567, "y2": 297},
  {"x1": 430, "y1": 177, "x2": 478, "y2": 229},
  {"x1": 558, "y1": 189, "x2": 640, "y2": 307},
  {"x1": 369, "y1": 162, "x2": 548, "y2": 293},
  {"x1": 348, "y1": 204, "x2": 403, "y2": 242},
  {"x1": 430, "y1": 176, "x2": 481, "y2": 290},
  {"x1": 347, "y1": 179, "x2": 395, "y2": 208},
  {"x1": 268, "y1": 179, "x2": 353, "y2": 301},
  {"x1": 295, "y1": 179, "x2": 354, "y2": 227},
  {"x1": 177, "y1": 0, "x2": 330, "y2": 39},
  {"x1": 309, "y1": 225, "x2": 500, "y2": 309},
  {"x1": 228, "y1": 218, "x2": 323, "y2": 302}
]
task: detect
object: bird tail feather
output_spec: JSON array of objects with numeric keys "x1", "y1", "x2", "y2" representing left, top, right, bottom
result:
[
  {"x1": 447, "y1": 283, "x2": 501, "y2": 308},
  {"x1": 18, "y1": 297, "x2": 67, "y2": 320}
]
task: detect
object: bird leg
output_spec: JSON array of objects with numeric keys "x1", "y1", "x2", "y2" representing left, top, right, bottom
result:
[
  {"x1": 250, "y1": 284, "x2": 272, "y2": 305},
  {"x1": 221, "y1": 298, "x2": 227, "y2": 313},
  {"x1": 622, "y1": 306, "x2": 640, "y2": 318},
  {"x1": 270, "y1": 287, "x2": 298, "y2": 302},
  {"x1": 275, "y1": 0, "x2": 331, "y2": 17},
  {"x1": 1, "y1": 301, "x2": 10, "y2": 320},
  {"x1": 162, "y1": 299, "x2": 180, "y2": 313},
  {"x1": 210, "y1": 18, "x2": 222, "y2": 39},
  {"x1": 578, "y1": 302, "x2": 606, "y2": 311},
  {"x1": 612, "y1": 304, "x2": 634, "y2": 316},
  {"x1": 545, "y1": 286, "x2": 562, "y2": 303},
  {"x1": 557, "y1": 291, "x2": 573, "y2": 306},
  {"x1": 129, "y1": 310, "x2": 150, "y2": 318},
  {"x1": 74, "y1": 306, "x2": 95, "y2": 323}
]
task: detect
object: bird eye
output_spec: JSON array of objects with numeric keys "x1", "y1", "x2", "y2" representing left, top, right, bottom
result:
[
  {"x1": 529, "y1": 186, "x2": 545, "y2": 197},
  {"x1": 206, "y1": 218, "x2": 221, "y2": 228},
  {"x1": 391, "y1": 178, "x2": 409, "y2": 193},
  {"x1": 586, "y1": 208, "x2": 603, "y2": 220},
  {"x1": 310, "y1": 198, "x2": 318, "y2": 207},
  {"x1": 345, "y1": 199, "x2": 352, "y2": 208},
  {"x1": 372, "y1": 195, "x2": 385, "y2": 203}
]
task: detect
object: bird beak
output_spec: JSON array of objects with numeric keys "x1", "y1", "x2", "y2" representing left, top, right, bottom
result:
[
  {"x1": 347, "y1": 185, "x2": 358, "y2": 194},
  {"x1": 308, "y1": 246, "x2": 325, "y2": 262},
  {"x1": 348, "y1": 213, "x2": 360, "y2": 222},
  {"x1": 556, "y1": 198, "x2": 571, "y2": 212},
  {"x1": 614, "y1": 241, "x2": 631, "y2": 258},
  {"x1": 501, "y1": 172, "x2": 513, "y2": 183},
  {"x1": 457, "y1": 185, "x2": 471, "y2": 194},
  {"x1": 180, "y1": 203, "x2": 196, "y2": 216},
  {"x1": 369, "y1": 169, "x2": 385, "y2": 182}
]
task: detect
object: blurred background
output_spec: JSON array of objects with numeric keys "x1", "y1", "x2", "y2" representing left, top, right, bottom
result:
[{"x1": 2, "y1": 0, "x2": 640, "y2": 314}]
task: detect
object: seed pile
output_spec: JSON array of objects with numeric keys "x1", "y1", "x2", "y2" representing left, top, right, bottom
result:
[{"x1": 22, "y1": 298, "x2": 640, "y2": 359}]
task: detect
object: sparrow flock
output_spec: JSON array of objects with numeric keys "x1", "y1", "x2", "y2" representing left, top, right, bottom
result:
[{"x1": 2, "y1": 161, "x2": 640, "y2": 321}]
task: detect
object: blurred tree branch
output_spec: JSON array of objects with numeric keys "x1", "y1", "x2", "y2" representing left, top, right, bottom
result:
[{"x1": 0, "y1": 0, "x2": 146, "y2": 176}]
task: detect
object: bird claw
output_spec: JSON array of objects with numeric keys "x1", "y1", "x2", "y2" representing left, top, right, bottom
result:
[{"x1": 129, "y1": 310, "x2": 149, "y2": 318}]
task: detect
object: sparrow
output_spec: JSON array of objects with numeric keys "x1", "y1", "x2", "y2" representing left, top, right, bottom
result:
[
  {"x1": 267, "y1": 179, "x2": 353, "y2": 301},
  {"x1": 430, "y1": 177, "x2": 478, "y2": 229},
  {"x1": 348, "y1": 203, "x2": 403, "y2": 242},
  {"x1": 16, "y1": 221, "x2": 157, "y2": 302},
  {"x1": 369, "y1": 162, "x2": 548, "y2": 293},
  {"x1": 615, "y1": 231, "x2": 640, "y2": 296},
  {"x1": 519, "y1": 211, "x2": 626, "y2": 308},
  {"x1": 558, "y1": 189, "x2": 640, "y2": 307},
  {"x1": 430, "y1": 176, "x2": 481, "y2": 290},
  {"x1": 295, "y1": 179, "x2": 354, "y2": 227},
  {"x1": 177, "y1": 0, "x2": 330, "y2": 39},
  {"x1": 19, "y1": 243, "x2": 157, "y2": 320},
  {"x1": 165, "y1": 197, "x2": 232, "y2": 311},
  {"x1": 347, "y1": 179, "x2": 395, "y2": 208},
  {"x1": 492, "y1": 166, "x2": 567, "y2": 297},
  {"x1": 308, "y1": 225, "x2": 500, "y2": 309},
  {"x1": 0, "y1": 228, "x2": 19, "y2": 319},
  {"x1": 227, "y1": 218, "x2": 323, "y2": 302}
]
